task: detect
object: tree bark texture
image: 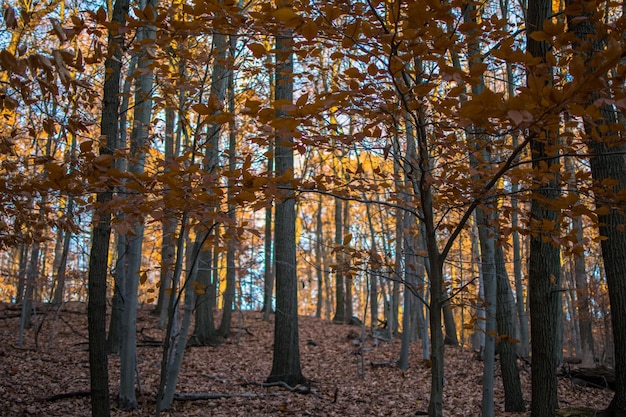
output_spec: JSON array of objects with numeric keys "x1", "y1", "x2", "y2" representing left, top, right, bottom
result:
[
  {"x1": 495, "y1": 244, "x2": 525, "y2": 412},
  {"x1": 566, "y1": 1, "x2": 626, "y2": 413},
  {"x1": 527, "y1": 0, "x2": 562, "y2": 414},
  {"x1": 87, "y1": 0, "x2": 130, "y2": 412},
  {"x1": 266, "y1": 24, "x2": 305, "y2": 388}
]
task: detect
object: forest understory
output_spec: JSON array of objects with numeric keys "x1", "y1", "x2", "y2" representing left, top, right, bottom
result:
[{"x1": 0, "y1": 303, "x2": 613, "y2": 417}]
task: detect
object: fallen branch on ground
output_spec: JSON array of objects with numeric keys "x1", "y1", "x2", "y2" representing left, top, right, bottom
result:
[
  {"x1": 46, "y1": 391, "x2": 91, "y2": 402},
  {"x1": 173, "y1": 392, "x2": 281, "y2": 401}
]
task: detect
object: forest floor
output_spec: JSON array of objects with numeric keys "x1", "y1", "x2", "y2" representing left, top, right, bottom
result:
[{"x1": 0, "y1": 302, "x2": 614, "y2": 416}]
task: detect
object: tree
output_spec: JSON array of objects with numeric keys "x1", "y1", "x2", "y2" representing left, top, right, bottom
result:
[
  {"x1": 266, "y1": 1, "x2": 305, "y2": 387},
  {"x1": 566, "y1": 1, "x2": 626, "y2": 414},
  {"x1": 526, "y1": 0, "x2": 562, "y2": 414},
  {"x1": 117, "y1": 0, "x2": 158, "y2": 408},
  {"x1": 86, "y1": 0, "x2": 130, "y2": 413}
]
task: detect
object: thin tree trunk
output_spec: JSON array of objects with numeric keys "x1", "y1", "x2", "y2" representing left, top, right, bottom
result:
[
  {"x1": 333, "y1": 195, "x2": 345, "y2": 322},
  {"x1": 475, "y1": 206, "x2": 497, "y2": 417},
  {"x1": 191, "y1": 27, "x2": 229, "y2": 344},
  {"x1": 366, "y1": 203, "x2": 378, "y2": 328},
  {"x1": 51, "y1": 198, "x2": 73, "y2": 305},
  {"x1": 495, "y1": 244, "x2": 525, "y2": 411},
  {"x1": 15, "y1": 242, "x2": 28, "y2": 303},
  {"x1": 218, "y1": 42, "x2": 238, "y2": 337},
  {"x1": 118, "y1": 0, "x2": 157, "y2": 407},
  {"x1": 343, "y1": 200, "x2": 353, "y2": 320},
  {"x1": 315, "y1": 195, "x2": 324, "y2": 319},
  {"x1": 155, "y1": 106, "x2": 177, "y2": 324},
  {"x1": 19, "y1": 239, "x2": 40, "y2": 344},
  {"x1": 87, "y1": 0, "x2": 130, "y2": 412}
]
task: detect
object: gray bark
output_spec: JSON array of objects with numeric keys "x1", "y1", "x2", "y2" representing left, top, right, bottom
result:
[
  {"x1": 315, "y1": 195, "x2": 324, "y2": 319},
  {"x1": 332, "y1": 195, "x2": 346, "y2": 322},
  {"x1": 219, "y1": 43, "x2": 238, "y2": 337},
  {"x1": 118, "y1": 0, "x2": 157, "y2": 407},
  {"x1": 475, "y1": 206, "x2": 497, "y2": 417},
  {"x1": 191, "y1": 29, "x2": 229, "y2": 344},
  {"x1": 266, "y1": 20, "x2": 305, "y2": 387},
  {"x1": 19, "y1": 239, "x2": 40, "y2": 344}
]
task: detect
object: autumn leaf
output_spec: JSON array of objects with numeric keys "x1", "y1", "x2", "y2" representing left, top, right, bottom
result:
[{"x1": 247, "y1": 42, "x2": 267, "y2": 59}]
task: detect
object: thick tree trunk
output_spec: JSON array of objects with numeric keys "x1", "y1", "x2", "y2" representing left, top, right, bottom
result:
[
  {"x1": 527, "y1": 0, "x2": 562, "y2": 414},
  {"x1": 566, "y1": 2, "x2": 626, "y2": 413},
  {"x1": 266, "y1": 19, "x2": 305, "y2": 387}
]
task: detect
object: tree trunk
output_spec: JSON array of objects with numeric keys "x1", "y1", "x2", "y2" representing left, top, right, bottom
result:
[
  {"x1": 315, "y1": 195, "x2": 325, "y2": 319},
  {"x1": 566, "y1": 3, "x2": 626, "y2": 413},
  {"x1": 51, "y1": 198, "x2": 73, "y2": 305},
  {"x1": 366, "y1": 203, "x2": 378, "y2": 328},
  {"x1": 263, "y1": 140, "x2": 274, "y2": 321},
  {"x1": 527, "y1": 0, "x2": 562, "y2": 414},
  {"x1": 399, "y1": 210, "x2": 417, "y2": 371},
  {"x1": 19, "y1": 239, "x2": 40, "y2": 345},
  {"x1": 15, "y1": 242, "x2": 28, "y2": 303},
  {"x1": 191, "y1": 26, "x2": 229, "y2": 343},
  {"x1": 219, "y1": 45, "x2": 239, "y2": 337},
  {"x1": 343, "y1": 200, "x2": 353, "y2": 320},
  {"x1": 118, "y1": 0, "x2": 157, "y2": 407},
  {"x1": 332, "y1": 195, "x2": 346, "y2": 323},
  {"x1": 87, "y1": 0, "x2": 130, "y2": 412},
  {"x1": 495, "y1": 244, "x2": 525, "y2": 411},
  {"x1": 156, "y1": 106, "x2": 177, "y2": 325},
  {"x1": 266, "y1": 16, "x2": 305, "y2": 387},
  {"x1": 564, "y1": 153, "x2": 595, "y2": 366},
  {"x1": 190, "y1": 239, "x2": 218, "y2": 345},
  {"x1": 475, "y1": 206, "x2": 497, "y2": 417}
]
